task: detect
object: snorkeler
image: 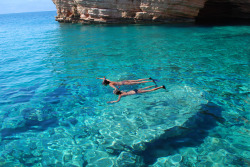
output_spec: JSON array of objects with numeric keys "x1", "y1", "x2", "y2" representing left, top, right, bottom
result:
[
  {"x1": 97, "y1": 77, "x2": 157, "y2": 90},
  {"x1": 107, "y1": 85, "x2": 166, "y2": 103}
]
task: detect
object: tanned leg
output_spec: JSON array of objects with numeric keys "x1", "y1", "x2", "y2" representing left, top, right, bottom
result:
[
  {"x1": 139, "y1": 86, "x2": 164, "y2": 93},
  {"x1": 125, "y1": 78, "x2": 150, "y2": 82},
  {"x1": 129, "y1": 81, "x2": 153, "y2": 84},
  {"x1": 139, "y1": 85, "x2": 155, "y2": 90}
]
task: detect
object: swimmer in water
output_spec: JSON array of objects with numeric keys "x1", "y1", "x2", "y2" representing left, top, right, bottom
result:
[
  {"x1": 97, "y1": 77, "x2": 157, "y2": 90},
  {"x1": 107, "y1": 85, "x2": 166, "y2": 103}
]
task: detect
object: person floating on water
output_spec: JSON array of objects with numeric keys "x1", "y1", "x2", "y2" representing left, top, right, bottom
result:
[
  {"x1": 97, "y1": 77, "x2": 157, "y2": 90},
  {"x1": 107, "y1": 85, "x2": 166, "y2": 103}
]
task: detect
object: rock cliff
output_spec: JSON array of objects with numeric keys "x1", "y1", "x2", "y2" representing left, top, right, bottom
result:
[{"x1": 52, "y1": 0, "x2": 250, "y2": 23}]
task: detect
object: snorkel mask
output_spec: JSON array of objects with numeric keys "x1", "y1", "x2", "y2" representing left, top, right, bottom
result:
[
  {"x1": 113, "y1": 87, "x2": 122, "y2": 95},
  {"x1": 102, "y1": 77, "x2": 110, "y2": 86}
]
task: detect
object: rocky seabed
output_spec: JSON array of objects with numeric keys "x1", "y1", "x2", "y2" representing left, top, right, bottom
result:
[{"x1": 0, "y1": 86, "x2": 210, "y2": 166}]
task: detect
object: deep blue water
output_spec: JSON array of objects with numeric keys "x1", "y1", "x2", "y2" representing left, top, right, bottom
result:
[{"x1": 0, "y1": 11, "x2": 249, "y2": 166}]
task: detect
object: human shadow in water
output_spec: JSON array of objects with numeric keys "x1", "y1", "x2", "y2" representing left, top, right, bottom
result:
[{"x1": 140, "y1": 102, "x2": 225, "y2": 165}]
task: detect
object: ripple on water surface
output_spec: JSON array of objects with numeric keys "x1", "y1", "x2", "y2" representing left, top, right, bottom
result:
[{"x1": 0, "y1": 12, "x2": 249, "y2": 166}]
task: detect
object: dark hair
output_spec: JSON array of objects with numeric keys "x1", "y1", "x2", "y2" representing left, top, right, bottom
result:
[
  {"x1": 113, "y1": 89, "x2": 122, "y2": 95},
  {"x1": 102, "y1": 79, "x2": 110, "y2": 86}
]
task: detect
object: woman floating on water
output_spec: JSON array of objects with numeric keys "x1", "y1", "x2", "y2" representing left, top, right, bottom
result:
[
  {"x1": 107, "y1": 85, "x2": 166, "y2": 103},
  {"x1": 96, "y1": 77, "x2": 157, "y2": 90}
]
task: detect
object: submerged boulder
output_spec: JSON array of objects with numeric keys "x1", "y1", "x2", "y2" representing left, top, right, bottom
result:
[{"x1": 85, "y1": 86, "x2": 208, "y2": 154}]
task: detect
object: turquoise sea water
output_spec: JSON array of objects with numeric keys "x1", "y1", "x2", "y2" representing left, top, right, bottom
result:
[{"x1": 0, "y1": 11, "x2": 249, "y2": 166}]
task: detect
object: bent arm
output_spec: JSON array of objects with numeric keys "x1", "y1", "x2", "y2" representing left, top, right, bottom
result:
[
  {"x1": 109, "y1": 83, "x2": 117, "y2": 89},
  {"x1": 107, "y1": 95, "x2": 122, "y2": 103}
]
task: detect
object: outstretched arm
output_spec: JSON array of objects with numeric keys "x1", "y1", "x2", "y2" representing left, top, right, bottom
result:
[
  {"x1": 107, "y1": 95, "x2": 122, "y2": 103},
  {"x1": 96, "y1": 77, "x2": 111, "y2": 82}
]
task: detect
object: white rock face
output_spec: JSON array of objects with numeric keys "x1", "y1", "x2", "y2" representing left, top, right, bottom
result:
[
  {"x1": 52, "y1": 0, "x2": 207, "y2": 23},
  {"x1": 52, "y1": 0, "x2": 250, "y2": 23}
]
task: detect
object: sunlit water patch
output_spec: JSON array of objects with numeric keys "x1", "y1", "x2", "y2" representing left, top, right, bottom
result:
[{"x1": 0, "y1": 11, "x2": 249, "y2": 166}]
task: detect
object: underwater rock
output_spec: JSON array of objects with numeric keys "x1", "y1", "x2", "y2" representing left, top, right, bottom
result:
[
  {"x1": 149, "y1": 156, "x2": 175, "y2": 167},
  {"x1": 149, "y1": 154, "x2": 182, "y2": 166},
  {"x1": 2, "y1": 116, "x2": 25, "y2": 129},
  {"x1": 22, "y1": 108, "x2": 44, "y2": 122},
  {"x1": 87, "y1": 86, "x2": 208, "y2": 153},
  {"x1": 41, "y1": 151, "x2": 58, "y2": 166},
  {"x1": 85, "y1": 150, "x2": 116, "y2": 166},
  {"x1": 170, "y1": 154, "x2": 182, "y2": 164},
  {"x1": 67, "y1": 117, "x2": 78, "y2": 125},
  {"x1": 116, "y1": 151, "x2": 144, "y2": 167},
  {"x1": 88, "y1": 157, "x2": 115, "y2": 167},
  {"x1": 1, "y1": 139, "x2": 43, "y2": 166}
]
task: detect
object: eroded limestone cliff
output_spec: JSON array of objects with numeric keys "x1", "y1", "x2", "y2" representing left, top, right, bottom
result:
[{"x1": 52, "y1": 0, "x2": 250, "y2": 23}]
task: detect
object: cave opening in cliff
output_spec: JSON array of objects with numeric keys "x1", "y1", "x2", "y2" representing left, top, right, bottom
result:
[{"x1": 196, "y1": 0, "x2": 250, "y2": 25}]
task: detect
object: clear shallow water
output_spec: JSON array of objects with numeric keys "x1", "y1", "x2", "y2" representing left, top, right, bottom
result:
[{"x1": 0, "y1": 11, "x2": 249, "y2": 166}]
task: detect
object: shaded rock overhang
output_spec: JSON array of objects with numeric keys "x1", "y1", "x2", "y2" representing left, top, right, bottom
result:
[{"x1": 196, "y1": 0, "x2": 250, "y2": 24}]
